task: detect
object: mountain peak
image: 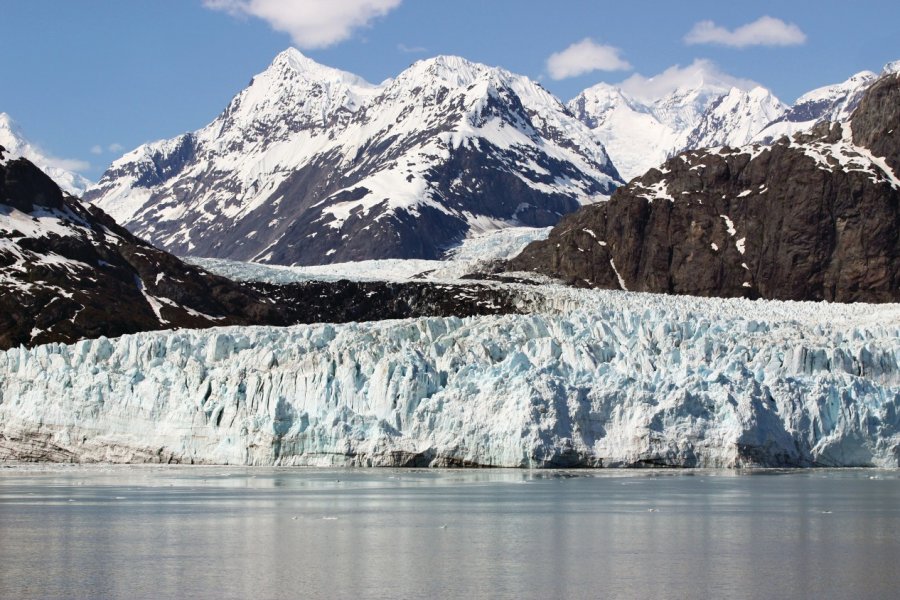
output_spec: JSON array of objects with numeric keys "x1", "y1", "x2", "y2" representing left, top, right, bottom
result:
[
  {"x1": 263, "y1": 47, "x2": 375, "y2": 90},
  {"x1": 0, "y1": 112, "x2": 23, "y2": 139},
  {"x1": 0, "y1": 112, "x2": 93, "y2": 195},
  {"x1": 579, "y1": 82, "x2": 629, "y2": 101},
  {"x1": 883, "y1": 60, "x2": 900, "y2": 75},
  {"x1": 403, "y1": 55, "x2": 497, "y2": 87},
  {"x1": 794, "y1": 70, "x2": 877, "y2": 106},
  {"x1": 271, "y1": 47, "x2": 325, "y2": 72}
]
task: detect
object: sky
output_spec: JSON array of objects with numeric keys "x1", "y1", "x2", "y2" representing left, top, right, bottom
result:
[{"x1": 1, "y1": 0, "x2": 898, "y2": 180}]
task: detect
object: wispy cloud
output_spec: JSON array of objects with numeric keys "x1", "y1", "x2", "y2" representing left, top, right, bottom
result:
[
  {"x1": 397, "y1": 43, "x2": 427, "y2": 54},
  {"x1": 684, "y1": 16, "x2": 807, "y2": 48},
  {"x1": 47, "y1": 156, "x2": 91, "y2": 172},
  {"x1": 203, "y1": 0, "x2": 403, "y2": 49},
  {"x1": 90, "y1": 143, "x2": 124, "y2": 155},
  {"x1": 618, "y1": 59, "x2": 760, "y2": 102},
  {"x1": 546, "y1": 38, "x2": 631, "y2": 80}
]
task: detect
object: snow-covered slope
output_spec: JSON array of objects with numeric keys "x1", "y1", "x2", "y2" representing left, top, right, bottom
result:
[
  {"x1": 0, "y1": 113, "x2": 92, "y2": 196},
  {"x1": 753, "y1": 71, "x2": 877, "y2": 143},
  {"x1": 568, "y1": 64, "x2": 786, "y2": 181},
  {"x1": 85, "y1": 49, "x2": 620, "y2": 266},
  {"x1": 754, "y1": 61, "x2": 900, "y2": 144},
  {"x1": 0, "y1": 155, "x2": 302, "y2": 349},
  {"x1": 1, "y1": 286, "x2": 898, "y2": 467}
]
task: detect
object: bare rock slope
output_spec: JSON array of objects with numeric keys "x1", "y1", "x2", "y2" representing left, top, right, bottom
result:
[{"x1": 509, "y1": 73, "x2": 900, "y2": 303}]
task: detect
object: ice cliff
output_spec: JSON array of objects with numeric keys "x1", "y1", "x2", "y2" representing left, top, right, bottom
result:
[{"x1": 1, "y1": 287, "x2": 898, "y2": 467}]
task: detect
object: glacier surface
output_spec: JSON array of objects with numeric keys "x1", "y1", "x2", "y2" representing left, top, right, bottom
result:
[
  {"x1": 187, "y1": 226, "x2": 552, "y2": 284},
  {"x1": 1, "y1": 285, "x2": 898, "y2": 467}
]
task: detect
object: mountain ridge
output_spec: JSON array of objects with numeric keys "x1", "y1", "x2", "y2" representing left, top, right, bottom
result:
[
  {"x1": 85, "y1": 49, "x2": 621, "y2": 266},
  {"x1": 567, "y1": 63, "x2": 787, "y2": 180}
]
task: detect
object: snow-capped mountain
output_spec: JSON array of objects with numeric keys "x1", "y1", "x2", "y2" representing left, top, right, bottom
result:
[
  {"x1": 753, "y1": 60, "x2": 900, "y2": 143},
  {"x1": 0, "y1": 113, "x2": 92, "y2": 196},
  {"x1": 568, "y1": 64, "x2": 786, "y2": 181},
  {"x1": 85, "y1": 49, "x2": 621, "y2": 266}
]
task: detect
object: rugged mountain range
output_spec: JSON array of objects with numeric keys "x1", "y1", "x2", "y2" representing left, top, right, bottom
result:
[
  {"x1": 85, "y1": 49, "x2": 621, "y2": 266},
  {"x1": 753, "y1": 61, "x2": 900, "y2": 143},
  {"x1": 0, "y1": 113, "x2": 93, "y2": 196},
  {"x1": 508, "y1": 71, "x2": 900, "y2": 303},
  {"x1": 568, "y1": 60, "x2": 900, "y2": 182},
  {"x1": 567, "y1": 63, "x2": 787, "y2": 181}
]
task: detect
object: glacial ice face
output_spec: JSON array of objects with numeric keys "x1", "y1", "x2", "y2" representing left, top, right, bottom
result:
[{"x1": 1, "y1": 287, "x2": 898, "y2": 467}]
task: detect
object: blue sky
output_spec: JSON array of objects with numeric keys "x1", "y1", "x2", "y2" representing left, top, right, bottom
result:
[{"x1": 1, "y1": 0, "x2": 898, "y2": 179}]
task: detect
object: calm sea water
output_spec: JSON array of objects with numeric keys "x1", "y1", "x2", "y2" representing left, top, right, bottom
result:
[{"x1": 1, "y1": 467, "x2": 898, "y2": 599}]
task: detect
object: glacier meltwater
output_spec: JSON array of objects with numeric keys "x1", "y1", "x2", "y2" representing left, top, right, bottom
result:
[{"x1": 1, "y1": 286, "x2": 898, "y2": 467}]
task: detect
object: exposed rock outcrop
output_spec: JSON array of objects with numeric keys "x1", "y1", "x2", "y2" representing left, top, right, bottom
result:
[{"x1": 509, "y1": 74, "x2": 900, "y2": 303}]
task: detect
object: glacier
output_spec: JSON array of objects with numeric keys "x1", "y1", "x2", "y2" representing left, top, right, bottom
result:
[{"x1": 1, "y1": 284, "x2": 898, "y2": 468}]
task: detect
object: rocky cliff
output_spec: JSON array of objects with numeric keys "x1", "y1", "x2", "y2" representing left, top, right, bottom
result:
[{"x1": 509, "y1": 73, "x2": 900, "y2": 303}]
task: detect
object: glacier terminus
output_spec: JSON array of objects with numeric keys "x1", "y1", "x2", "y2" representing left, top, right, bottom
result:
[{"x1": 2, "y1": 284, "x2": 898, "y2": 468}]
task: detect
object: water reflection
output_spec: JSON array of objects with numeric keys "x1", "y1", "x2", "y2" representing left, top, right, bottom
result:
[{"x1": 1, "y1": 468, "x2": 898, "y2": 599}]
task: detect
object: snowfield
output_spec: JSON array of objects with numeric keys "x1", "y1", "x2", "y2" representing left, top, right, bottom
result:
[{"x1": 1, "y1": 283, "x2": 898, "y2": 467}]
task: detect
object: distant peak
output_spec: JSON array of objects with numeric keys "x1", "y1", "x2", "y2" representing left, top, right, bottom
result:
[
  {"x1": 418, "y1": 54, "x2": 482, "y2": 68},
  {"x1": 615, "y1": 60, "x2": 760, "y2": 105},
  {"x1": 581, "y1": 82, "x2": 625, "y2": 96},
  {"x1": 883, "y1": 60, "x2": 900, "y2": 75},
  {"x1": 401, "y1": 55, "x2": 498, "y2": 87},
  {"x1": 271, "y1": 47, "x2": 320, "y2": 70},
  {"x1": 0, "y1": 112, "x2": 18, "y2": 131},
  {"x1": 261, "y1": 47, "x2": 375, "y2": 89},
  {"x1": 847, "y1": 70, "x2": 878, "y2": 84}
]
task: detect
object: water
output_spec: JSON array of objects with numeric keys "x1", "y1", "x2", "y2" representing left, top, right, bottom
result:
[{"x1": 1, "y1": 468, "x2": 898, "y2": 600}]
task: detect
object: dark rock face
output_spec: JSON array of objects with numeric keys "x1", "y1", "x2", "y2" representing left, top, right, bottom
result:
[
  {"x1": 508, "y1": 74, "x2": 900, "y2": 303},
  {"x1": 1, "y1": 158, "x2": 525, "y2": 350},
  {"x1": 851, "y1": 74, "x2": 900, "y2": 174},
  {"x1": 0, "y1": 158, "x2": 290, "y2": 349}
]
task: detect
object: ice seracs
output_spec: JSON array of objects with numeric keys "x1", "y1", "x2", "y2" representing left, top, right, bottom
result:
[{"x1": 1, "y1": 286, "x2": 897, "y2": 467}]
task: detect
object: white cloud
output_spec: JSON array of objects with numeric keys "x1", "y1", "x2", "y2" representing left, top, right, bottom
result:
[
  {"x1": 90, "y1": 145, "x2": 103, "y2": 155},
  {"x1": 619, "y1": 59, "x2": 760, "y2": 103},
  {"x1": 684, "y1": 16, "x2": 807, "y2": 48},
  {"x1": 46, "y1": 156, "x2": 91, "y2": 172},
  {"x1": 546, "y1": 38, "x2": 631, "y2": 80},
  {"x1": 397, "y1": 43, "x2": 427, "y2": 54},
  {"x1": 203, "y1": 0, "x2": 402, "y2": 49},
  {"x1": 108, "y1": 143, "x2": 124, "y2": 153}
]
